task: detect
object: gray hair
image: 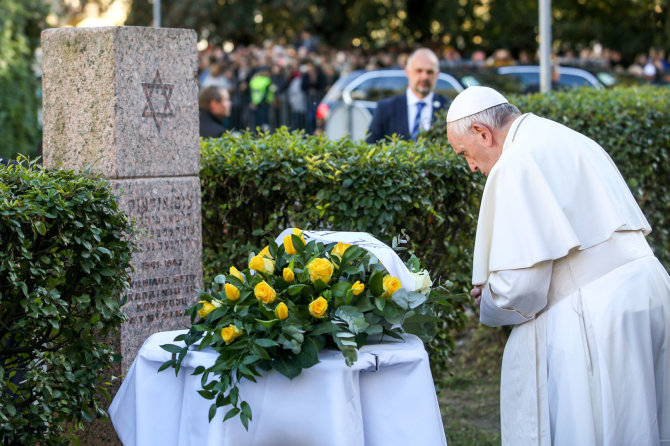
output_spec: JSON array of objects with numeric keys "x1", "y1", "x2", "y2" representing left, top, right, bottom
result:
[
  {"x1": 448, "y1": 103, "x2": 521, "y2": 136},
  {"x1": 406, "y1": 48, "x2": 439, "y2": 69}
]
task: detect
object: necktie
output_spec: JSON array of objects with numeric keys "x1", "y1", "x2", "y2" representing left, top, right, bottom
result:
[{"x1": 411, "y1": 101, "x2": 426, "y2": 140}]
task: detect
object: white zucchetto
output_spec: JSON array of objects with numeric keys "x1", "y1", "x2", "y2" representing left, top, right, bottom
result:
[{"x1": 446, "y1": 86, "x2": 509, "y2": 123}]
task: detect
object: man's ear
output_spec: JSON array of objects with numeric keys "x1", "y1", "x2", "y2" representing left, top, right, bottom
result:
[{"x1": 472, "y1": 123, "x2": 493, "y2": 146}]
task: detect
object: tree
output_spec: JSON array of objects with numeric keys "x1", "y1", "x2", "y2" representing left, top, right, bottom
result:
[{"x1": 0, "y1": 0, "x2": 48, "y2": 160}]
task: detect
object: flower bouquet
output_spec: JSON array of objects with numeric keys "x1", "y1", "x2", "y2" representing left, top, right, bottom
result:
[{"x1": 160, "y1": 229, "x2": 444, "y2": 429}]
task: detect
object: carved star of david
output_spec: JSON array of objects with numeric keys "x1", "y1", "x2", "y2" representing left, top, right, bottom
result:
[{"x1": 142, "y1": 69, "x2": 175, "y2": 131}]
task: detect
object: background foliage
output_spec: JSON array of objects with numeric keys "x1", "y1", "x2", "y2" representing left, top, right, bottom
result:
[
  {"x1": 126, "y1": 0, "x2": 670, "y2": 63},
  {"x1": 0, "y1": 160, "x2": 137, "y2": 445},
  {"x1": 0, "y1": 0, "x2": 47, "y2": 160}
]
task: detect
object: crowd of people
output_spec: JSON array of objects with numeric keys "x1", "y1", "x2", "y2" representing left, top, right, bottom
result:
[{"x1": 196, "y1": 34, "x2": 667, "y2": 137}]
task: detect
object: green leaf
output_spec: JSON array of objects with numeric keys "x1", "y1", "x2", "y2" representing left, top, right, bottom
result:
[
  {"x1": 255, "y1": 318, "x2": 279, "y2": 328},
  {"x1": 369, "y1": 270, "x2": 384, "y2": 296},
  {"x1": 339, "y1": 245, "x2": 364, "y2": 267},
  {"x1": 240, "y1": 411, "x2": 250, "y2": 431},
  {"x1": 34, "y1": 220, "x2": 46, "y2": 235},
  {"x1": 210, "y1": 404, "x2": 222, "y2": 422},
  {"x1": 160, "y1": 344, "x2": 183, "y2": 354},
  {"x1": 391, "y1": 289, "x2": 427, "y2": 310},
  {"x1": 290, "y1": 233, "x2": 306, "y2": 253},
  {"x1": 364, "y1": 324, "x2": 384, "y2": 336},
  {"x1": 198, "y1": 389, "x2": 216, "y2": 400},
  {"x1": 313, "y1": 278, "x2": 327, "y2": 293},
  {"x1": 380, "y1": 303, "x2": 405, "y2": 325},
  {"x1": 293, "y1": 337, "x2": 320, "y2": 369},
  {"x1": 229, "y1": 386, "x2": 239, "y2": 406},
  {"x1": 309, "y1": 321, "x2": 338, "y2": 336},
  {"x1": 273, "y1": 356, "x2": 302, "y2": 379},
  {"x1": 287, "y1": 284, "x2": 307, "y2": 296},
  {"x1": 251, "y1": 344, "x2": 271, "y2": 360},
  {"x1": 241, "y1": 401, "x2": 253, "y2": 421},
  {"x1": 157, "y1": 359, "x2": 175, "y2": 373},
  {"x1": 375, "y1": 297, "x2": 386, "y2": 311},
  {"x1": 330, "y1": 281, "x2": 352, "y2": 299},
  {"x1": 334, "y1": 306, "x2": 369, "y2": 334},
  {"x1": 255, "y1": 338, "x2": 279, "y2": 348},
  {"x1": 96, "y1": 246, "x2": 112, "y2": 256}
]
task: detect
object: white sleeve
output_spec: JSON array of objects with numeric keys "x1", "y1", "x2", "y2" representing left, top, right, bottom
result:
[{"x1": 479, "y1": 260, "x2": 553, "y2": 327}]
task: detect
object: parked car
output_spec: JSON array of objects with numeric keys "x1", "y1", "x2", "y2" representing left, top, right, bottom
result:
[
  {"x1": 569, "y1": 67, "x2": 647, "y2": 88},
  {"x1": 450, "y1": 65, "x2": 604, "y2": 94},
  {"x1": 317, "y1": 69, "x2": 463, "y2": 141}
]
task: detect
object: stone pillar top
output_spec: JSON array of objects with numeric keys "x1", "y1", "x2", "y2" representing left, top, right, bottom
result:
[{"x1": 42, "y1": 26, "x2": 199, "y2": 178}]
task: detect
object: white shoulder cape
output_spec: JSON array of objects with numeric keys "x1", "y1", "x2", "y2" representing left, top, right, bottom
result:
[{"x1": 473, "y1": 114, "x2": 651, "y2": 284}]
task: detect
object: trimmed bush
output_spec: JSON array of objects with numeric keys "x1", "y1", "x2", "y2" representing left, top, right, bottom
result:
[
  {"x1": 201, "y1": 130, "x2": 481, "y2": 285},
  {"x1": 0, "y1": 160, "x2": 137, "y2": 444}
]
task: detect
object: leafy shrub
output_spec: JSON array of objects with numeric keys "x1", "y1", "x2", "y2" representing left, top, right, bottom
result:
[
  {"x1": 199, "y1": 130, "x2": 477, "y2": 371},
  {"x1": 426, "y1": 85, "x2": 670, "y2": 270},
  {"x1": 0, "y1": 159, "x2": 137, "y2": 444}
]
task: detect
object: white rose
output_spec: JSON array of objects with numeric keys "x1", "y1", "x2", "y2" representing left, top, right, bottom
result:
[{"x1": 412, "y1": 270, "x2": 433, "y2": 295}]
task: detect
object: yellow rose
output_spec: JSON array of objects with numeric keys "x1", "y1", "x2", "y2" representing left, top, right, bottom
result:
[
  {"x1": 331, "y1": 242, "x2": 351, "y2": 259},
  {"x1": 221, "y1": 324, "x2": 242, "y2": 345},
  {"x1": 275, "y1": 302, "x2": 289, "y2": 320},
  {"x1": 382, "y1": 275, "x2": 403, "y2": 298},
  {"x1": 229, "y1": 266, "x2": 245, "y2": 282},
  {"x1": 249, "y1": 255, "x2": 275, "y2": 275},
  {"x1": 307, "y1": 258, "x2": 334, "y2": 284},
  {"x1": 197, "y1": 299, "x2": 221, "y2": 318},
  {"x1": 258, "y1": 246, "x2": 272, "y2": 259},
  {"x1": 351, "y1": 280, "x2": 365, "y2": 295},
  {"x1": 283, "y1": 267, "x2": 295, "y2": 282},
  {"x1": 284, "y1": 228, "x2": 305, "y2": 255},
  {"x1": 309, "y1": 296, "x2": 328, "y2": 318},
  {"x1": 224, "y1": 283, "x2": 240, "y2": 301},
  {"x1": 254, "y1": 280, "x2": 277, "y2": 304}
]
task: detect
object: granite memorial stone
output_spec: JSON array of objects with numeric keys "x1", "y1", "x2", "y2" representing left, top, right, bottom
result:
[{"x1": 42, "y1": 26, "x2": 201, "y2": 444}]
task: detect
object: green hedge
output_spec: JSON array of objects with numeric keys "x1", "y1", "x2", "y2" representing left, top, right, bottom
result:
[
  {"x1": 426, "y1": 85, "x2": 670, "y2": 271},
  {"x1": 201, "y1": 130, "x2": 482, "y2": 286},
  {"x1": 0, "y1": 160, "x2": 137, "y2": 444}
]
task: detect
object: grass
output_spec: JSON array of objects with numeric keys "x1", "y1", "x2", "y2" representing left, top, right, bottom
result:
[{"x1": 437, "y1": 317, "x2": 509, "y2": 445}]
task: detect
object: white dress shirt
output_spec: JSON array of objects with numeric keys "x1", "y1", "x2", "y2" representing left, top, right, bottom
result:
[{"x1": 406, "y1": 89, "x2": 434, "y2": 134}]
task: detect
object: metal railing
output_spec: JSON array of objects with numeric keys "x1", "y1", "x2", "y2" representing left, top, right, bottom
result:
[{"x1": 226, "y1": 90, "x2": 324, "y2": 134}]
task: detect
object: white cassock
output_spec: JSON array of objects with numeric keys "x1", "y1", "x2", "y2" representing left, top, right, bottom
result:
[{"x1": 473, "y1": 113, "x2": 670, "y2": 445}]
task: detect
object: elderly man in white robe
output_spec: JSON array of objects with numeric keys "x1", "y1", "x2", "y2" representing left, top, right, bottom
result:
[{"x1": 446, "y1": 86, "x2": 670, "y2": 445}]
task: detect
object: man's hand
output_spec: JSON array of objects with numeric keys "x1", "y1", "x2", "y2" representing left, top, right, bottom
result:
[{"x1": 470, "y1": 285, "x2": 483, "y2": 306}]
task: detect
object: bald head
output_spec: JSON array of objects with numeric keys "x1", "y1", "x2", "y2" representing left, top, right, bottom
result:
[{"x1": 405, "y1": 48, "x2": 439, "y2": 98}]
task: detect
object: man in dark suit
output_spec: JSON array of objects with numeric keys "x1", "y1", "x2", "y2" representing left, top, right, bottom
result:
[
  {"x1": 366, "y1": 48, "x2": 449, "y2": 143},
  {"x1": 199, "y1": 86, "x2": 232, "y2": 138}
]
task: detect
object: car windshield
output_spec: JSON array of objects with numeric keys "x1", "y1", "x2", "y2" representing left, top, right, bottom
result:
[
  {"x1": 346, "y1": 71, "x2": 462, "y2": 102},
  {"x1": 320, "y1": 71, "x2": 364, "y2": 103}
]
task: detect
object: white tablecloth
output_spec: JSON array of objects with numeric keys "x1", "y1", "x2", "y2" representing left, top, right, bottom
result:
[{"x1": 109, "y1": 330, "x2": 448, "y2": 446}]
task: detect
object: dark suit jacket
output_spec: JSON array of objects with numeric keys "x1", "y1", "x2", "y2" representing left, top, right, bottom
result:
[
  {"x1": 366, "y1": 93, "x2": 450, "y2": 143},
  {"x1": 199, "y1": 109, "x2": 227, "y2": 138}
]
